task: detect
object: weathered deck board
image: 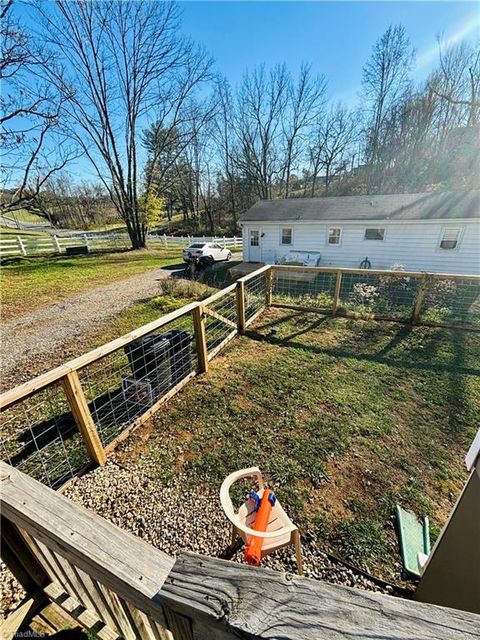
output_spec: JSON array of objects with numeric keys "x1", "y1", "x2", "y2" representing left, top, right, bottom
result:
[
  {"x1": 160, "y1": 552, "x2": 480, "y2": 639},
  {"x1": 0, "y1": 461, "x2": 174, "y2": 620},
  {"x1": 2, "y1": 462, "x2": 479, "y2": 639}
]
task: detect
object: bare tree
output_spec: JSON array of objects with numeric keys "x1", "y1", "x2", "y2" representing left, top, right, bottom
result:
[
  {"x1": 309, "y1": 104, "x2": 357, "y2": 195},
  {"x1": 30, "y1": 175, "x2": 114, "y2": 228},
  {"x1": 281, "y1": 64, "x2": 327, "y2": 197},
  {"x1": 430, "y1": 39, "x2": 480, "y2": 127},
  {"x1": 362, "y1": 24, "x2": 415, "y2": 166},
  {"x1": 235, "y1": 64, "x2": 289, "y2": 199},
  {"x1": 38, "y1": 0, "x2": 212, "y2": 249},
  {"x1": 143, "y1": 96, "x2": 217, "y2": 224},
  {"x1": 213, "y1": 77, "x2": 239, "y2": 228},
  {"x1": 0, "y1": 0, "x2": 72, "y2": 212}
]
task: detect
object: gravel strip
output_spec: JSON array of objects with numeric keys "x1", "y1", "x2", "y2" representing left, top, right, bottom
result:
[
  {"x1": 0, "y1": 460, "x2": 400, "y2": 621},
  {"x1": 0, "y1": 266, "x2": 182, "y2": 391},
  {"x1": 0, "y1": 565, "x2": 25, "y2": 620},
  {"x1": 64, "y1": 463, "x2": 395, "y2": 593}
]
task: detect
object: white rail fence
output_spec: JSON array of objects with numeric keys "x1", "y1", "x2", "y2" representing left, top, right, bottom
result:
[{"x1": 0, "y1": 232, "x2": 240, "y2": 258}]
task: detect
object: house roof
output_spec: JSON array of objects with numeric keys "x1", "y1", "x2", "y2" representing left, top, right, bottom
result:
[{"x1": 239, "y1": 190, "x2": 480, "y2": 223}]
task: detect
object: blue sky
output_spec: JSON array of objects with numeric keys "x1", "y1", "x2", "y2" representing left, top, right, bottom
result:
[
  {"x1": 10, "y1": 1, "x2": 480, "y2": 183},
  {"x1": 179, "y1": 1, "x2": 479, "y2": 104}
]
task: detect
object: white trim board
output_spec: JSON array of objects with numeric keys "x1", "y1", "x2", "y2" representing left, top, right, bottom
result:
[{"x1": 465, "y1": 429, "x2": 480, "y2": 472}]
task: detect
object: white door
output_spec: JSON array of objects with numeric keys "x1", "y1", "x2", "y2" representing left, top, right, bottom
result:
[{"x1": 249, "y1": 228, "x2": 262, "y2": 261}]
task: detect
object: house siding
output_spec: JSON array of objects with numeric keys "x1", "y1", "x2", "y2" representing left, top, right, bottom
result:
[{"x1": 242, "y1": 220, "x2": 480, "y2": 274}]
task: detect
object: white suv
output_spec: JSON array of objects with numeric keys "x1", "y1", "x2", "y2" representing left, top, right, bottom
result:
[{"x1": 183, "y1": 242, "x2": 232, "y2": 263}]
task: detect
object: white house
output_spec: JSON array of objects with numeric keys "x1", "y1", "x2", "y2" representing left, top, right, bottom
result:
[{"x1": 239, "y1": 190, "x2": 480, "y2": 275}]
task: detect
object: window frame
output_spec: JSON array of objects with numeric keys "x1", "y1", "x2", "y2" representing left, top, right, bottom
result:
[
  {"x1": 364, "y1": 227, "x2": 386, "y2": 241},
  {"x1": 280, "y1": 227, "x2": 293, "y2": 246},
  {"x1": 327, "y1": 227, "x2": 342, "y2": 246},
  {"x1": 438, "y1": 225, "x2": 463, "y2": 251},
  {"x1": 249, "y1": 229, "x2": 260, "y2": 247}
]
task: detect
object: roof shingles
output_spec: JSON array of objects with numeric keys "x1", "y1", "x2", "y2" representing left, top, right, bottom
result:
[{"x1": 240, "y1": 191, "x2": 480, "y2": 223}]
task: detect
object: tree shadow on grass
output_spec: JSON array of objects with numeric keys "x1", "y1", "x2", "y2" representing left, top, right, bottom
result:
[
  {"x1": 246, "y1": 322, "x2": 480, "y2": 378},
  {"x1": 446, "y1": 329, "x2": 470, "y2": 436}
]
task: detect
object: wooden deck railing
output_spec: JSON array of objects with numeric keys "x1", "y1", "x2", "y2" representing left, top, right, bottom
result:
[{"x1": 1, "y1": 461, "x2": 478, "y2": 639}]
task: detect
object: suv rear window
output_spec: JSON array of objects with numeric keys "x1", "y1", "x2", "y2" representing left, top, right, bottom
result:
[{"x1": 189, "y1": 243, "x2": 205, "y2": 249}]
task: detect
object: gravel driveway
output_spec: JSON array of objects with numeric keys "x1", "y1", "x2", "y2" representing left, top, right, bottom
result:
[{"x1": 1, "y1": 265, "x2": 183, "y2": 390}]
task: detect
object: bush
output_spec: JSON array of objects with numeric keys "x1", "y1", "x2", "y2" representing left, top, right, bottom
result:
[
  {"x1": 350, "y1": 282, "x2": 379, "y2": 306},
  {"x1": 159, "y1": 277, "x2": 211, "y2": 300},
  {"x1": 424, "y1": 279, "x2": 456, "y2": 307},
  {"x1": 377, "y1": 263, "x2": 413, "y2": 306}
]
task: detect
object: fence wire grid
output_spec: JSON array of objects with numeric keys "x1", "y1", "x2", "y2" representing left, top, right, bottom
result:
[
  {"x1": 420, "y1": 278, "x2": 480, "y2": 326},
  {"x1": 272, "y1": 268, "x2": 480, "y2": 327},
  {"x1": 337, "y1": 272, "x2": 420, "y2": 320},
  {"x1": 273, "y1": 270, "x2": 336, "y2": 310},
  {"x1": 204, "y1": 289, "x2": 238, "y2": 352},
  {"x1": 0, "y1": 383, "x2": 90, "y2": 488},
  {"x1": 79, "y1": 314, "x2": 196, "y2": 447},
  {"x1": 244, "y1": 271, "x2": 268, "y2": 321}
]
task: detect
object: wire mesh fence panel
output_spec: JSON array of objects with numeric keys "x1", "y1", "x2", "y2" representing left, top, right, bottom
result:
[
  {"x1": 272, "y1": 268, "x2": 336, "y2": 310},
  {"x1": 420, "y1": 278, "x2": 480, "y2": 326},
  {"x1": 0, "y1": 382, "x2": 89, "y2": 488},
  {"x1": 204, "y1": 289, "x2": 238, "y2": 352},
  {"x1": 338, "y1": 271, "x2": 421, "y2": 321},
  {"x1": 78, "y1": 313, "x2": 197, "y2": 447},
  {"x1": 244, "y1": 271, "x2": 267, "y2": 321}
]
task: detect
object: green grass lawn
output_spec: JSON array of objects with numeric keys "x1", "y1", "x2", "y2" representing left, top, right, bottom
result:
[
  {"x1": 114, "y1": 307, "x2": 479, "y2": 582},
  {"x1": 1, "y1": 249, "x2": 183, "y2": 318},
  {"x1": 0, "y1": 227, "x2": 50, "y2": 239},
  {"x1": 2, "y1": 209, "x2": 46, "y2": 224}
]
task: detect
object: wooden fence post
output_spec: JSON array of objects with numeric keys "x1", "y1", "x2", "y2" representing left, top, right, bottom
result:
[
  {"x1": 62, "y1": 371, "x2": 106, "y2": 466},
  {"x1": 332, "y1": 270, "x2": 343, "y2": 314},
  {"x1": 236, "y1": 280, "x2": 246, "y2": 334},
  {"x1": 163, "y1": 234, "x2": 167, "y2": 248},
  {"x1": 411, "y1": 274, "x2": 429, "y2": 324},
  {"x1": 265, "y1": 267, "x2": 273, "y2": 306},
  {"x1": 16, "y1": 235, "x2": 27, "y2": 256},
  {"x1": 192, "y1": 305, "x2": 208, "y2": 373},
  {"x1": 83, "y1": 234, "x2": 90, "y2": 250}
]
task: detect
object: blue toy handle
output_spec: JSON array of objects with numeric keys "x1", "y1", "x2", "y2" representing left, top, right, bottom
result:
[
  {"x1": 249, "y1": 490, "x2": 276, "y2": 511},
  {"x1": 268, "y1": 492, "x2": 277, "y2": 507},
  {"x1": 249, "y1": 491, "x2": 261, "y2": 512}
]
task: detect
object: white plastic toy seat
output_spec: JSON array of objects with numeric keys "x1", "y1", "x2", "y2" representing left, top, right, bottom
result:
[{"x1": 220, "y1": 466, "x2": 303, "y2": 574}]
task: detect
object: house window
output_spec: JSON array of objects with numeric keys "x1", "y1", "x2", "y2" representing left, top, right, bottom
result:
[
  {"x1": 328, "y1": 228, "x2": 342, "y2": 245},
  {"x1": 440, "y1": 226, "x2": 461, "y2": 250},
  {"x1": 281, "y1": 228, "x2": 292, "y2": 245},
  {"x1": 364, "y1": 228, "x2": 385, "y2": 241},
  {"x1": 250, "y1": 230, "x2": 259, "y2": 246}
]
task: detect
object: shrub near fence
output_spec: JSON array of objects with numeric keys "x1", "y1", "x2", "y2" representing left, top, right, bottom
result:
[
  {"x1": 0, "y1": 267, "x2": 270, "y2": 488},
  {"x1": 272, "y1": 265, "x2": 480, "y2": 328}
]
